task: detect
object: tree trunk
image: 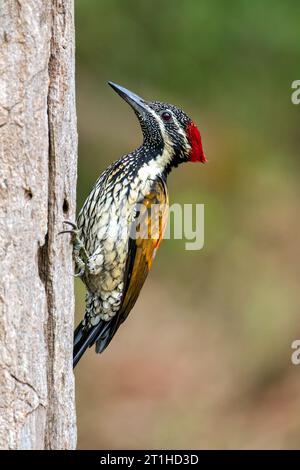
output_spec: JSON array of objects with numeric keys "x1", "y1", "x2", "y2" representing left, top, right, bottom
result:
[{"x1": 0, "y1": 0, "x2": 77, "y2": 449}]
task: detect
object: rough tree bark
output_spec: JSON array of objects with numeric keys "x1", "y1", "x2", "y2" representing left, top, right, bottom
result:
[{"x1": 0, "y1": 0, "x2": 77, "y2": 449}]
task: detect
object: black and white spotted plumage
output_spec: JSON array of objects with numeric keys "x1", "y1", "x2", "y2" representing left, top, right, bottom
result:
[{"x1": 73, "y1": 82, "x2": 206, "y2": 367}]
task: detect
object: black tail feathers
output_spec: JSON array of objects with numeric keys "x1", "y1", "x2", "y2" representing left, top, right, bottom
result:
[
  {"x1": 73, "y1": 321, "x2": 99, "y2": 368},
  {"x1": 73, "y1": 316, "x2": 120, "y2": 368}
]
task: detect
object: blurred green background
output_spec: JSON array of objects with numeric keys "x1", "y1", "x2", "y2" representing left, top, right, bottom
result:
[{"x1": 74, "y1": 0, "x2": 300, "y2": 449}]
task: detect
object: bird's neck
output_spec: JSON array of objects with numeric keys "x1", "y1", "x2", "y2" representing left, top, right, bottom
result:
[{"x1": 140, "y1": 136, "x2": 185, "y2": 179}]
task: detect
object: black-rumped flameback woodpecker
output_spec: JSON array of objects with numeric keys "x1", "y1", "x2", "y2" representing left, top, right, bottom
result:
[{"x1": 69, "y1": 82, "x2": 206, "y2": 367}]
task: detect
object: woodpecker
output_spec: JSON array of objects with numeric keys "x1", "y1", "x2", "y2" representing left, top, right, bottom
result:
[{"x1": 69, "y1": 82, "x2": 206, "y2": 367}]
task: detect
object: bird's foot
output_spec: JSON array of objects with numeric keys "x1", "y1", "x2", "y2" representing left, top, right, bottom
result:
[{"x1": 59, "y1": 220, "x2": 89, "y2": 277}]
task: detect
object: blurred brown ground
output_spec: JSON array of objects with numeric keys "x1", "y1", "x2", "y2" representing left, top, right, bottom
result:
[
  {"x1": 74, "y1": 0, "x2": 300, "y2": 449},
  {"x1": 75, "y1": 278, "x2": 300, "y2": 449}
]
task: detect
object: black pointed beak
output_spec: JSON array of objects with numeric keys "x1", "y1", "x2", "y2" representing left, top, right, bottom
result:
[{"x1": 108, "y1": 81, "x2": 149, "y2": 115}]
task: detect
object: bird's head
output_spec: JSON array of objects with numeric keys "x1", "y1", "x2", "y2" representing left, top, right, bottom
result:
[{"x1": 109, "y1": 82, "x2": 206, "y2": 173}]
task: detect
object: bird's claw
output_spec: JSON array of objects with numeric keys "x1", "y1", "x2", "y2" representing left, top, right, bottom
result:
[
  {"x1": 59, "y1": 220, "x2": 88, "y2": 275},
  {"x1": 63, "y1": 220, "x2": 78, "y2": 230},
  {"x1": 58, "y1": 229, "x2": 74, "y2": 236},
  {"x1": 58, "y1": 220, "x2": 78, "y2": 236},
  {"x1": 74, "y1": 267, "x2": 85, "y2": 278}
]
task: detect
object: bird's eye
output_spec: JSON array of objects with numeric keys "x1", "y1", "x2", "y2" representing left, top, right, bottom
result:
[{"x1": 161, "y1": 111, "x2": 172, "y2": 122}]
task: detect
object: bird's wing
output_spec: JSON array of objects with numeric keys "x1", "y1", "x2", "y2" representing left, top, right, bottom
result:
[{"x1": 95, "y1": 176, "x2": 168, "y2": 353}]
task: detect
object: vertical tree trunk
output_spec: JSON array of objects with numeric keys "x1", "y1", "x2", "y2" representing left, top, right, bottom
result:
[{"x1": 0, "y1": 0, "x2": 77, "y2": 449}]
